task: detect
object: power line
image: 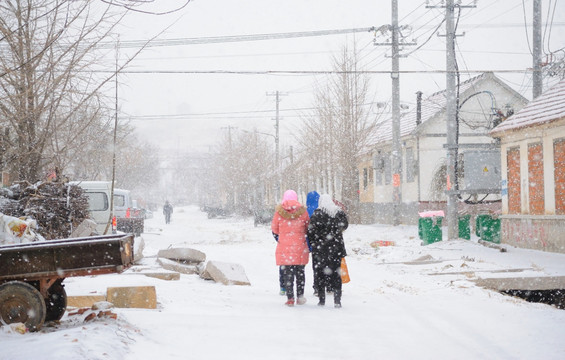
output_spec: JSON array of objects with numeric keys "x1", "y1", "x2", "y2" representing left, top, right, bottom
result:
[
  {"x1": 126, "y1": 101, "x2": 383, "y2": 121},
  {"x1": 97, "y1": 27, "x2": 377, "y2": 49},
  {"x1": 102, "y1": 69, "x2": 533, "y2": 75}
]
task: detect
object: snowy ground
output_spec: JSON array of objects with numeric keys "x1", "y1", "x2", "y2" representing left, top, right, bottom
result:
[{"x1": 2, "y1": 205, "x2": 565, "y2": 360}]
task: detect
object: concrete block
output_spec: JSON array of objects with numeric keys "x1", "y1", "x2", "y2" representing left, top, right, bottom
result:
[
  {"x1": 70, "y1": 219, "x2": 97, "y2": 238},
  {"x1": 474, "y1": 276, "x2": 565, "y2": 291},
  {"x1": 134, "y1": 236, "x2": 145, "y2": 263},
  {"x1": 157, "y1": 258, "x2": 200, "y2": 275},
  {"x1": 106, "y1": 286, "x2": 157, "y2": 309},
  {"x1": 142, "y1": 271, "x2": 180, "y2": 281},
  {"x1": 67, "y1": 295, "x2": 106, "y2": 308},
  {"x1": 204, "y1": 261, "x2": 251, "y2": 286},
  {"x1": 199, "y1": 264, "x2": 213, "y2": 280},
  {"x1": 157, "y1": 247, "x2": 206, "y2": 264}
]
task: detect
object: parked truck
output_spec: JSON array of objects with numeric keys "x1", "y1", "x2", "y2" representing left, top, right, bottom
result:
[
  {"x1": 113, "y1": 188, "x2": 144, "y2": 236},
  {"x1": 0, "y1": 233, "x2": 134, "y2": 331},
  {"x1": 70, "y1": 181, "x2": 113, "y2": 235},
  {"x1": 70, "y1": 182, "x2": 144, "y2": 236}
]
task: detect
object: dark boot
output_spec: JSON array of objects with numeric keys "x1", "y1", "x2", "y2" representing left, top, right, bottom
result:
[
  {"x1": 333, "y1": 289, "x2": 342, "y2": 308},
  {"x1": 317, "y1": 289, "x2": 326, "y2": 306}
]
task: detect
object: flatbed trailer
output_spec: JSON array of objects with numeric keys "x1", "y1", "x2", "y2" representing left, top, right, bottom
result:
[{"x1": 0, "y1": 234, "x2": 134, "y2": 331}]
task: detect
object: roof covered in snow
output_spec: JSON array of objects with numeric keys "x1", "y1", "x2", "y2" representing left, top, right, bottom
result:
[
  {"x1": 491, "y1": 78, "x2": 565, "y2": 135},
  {"x1": 367, "y1": 72, "x2": 524, "y2": 150}
]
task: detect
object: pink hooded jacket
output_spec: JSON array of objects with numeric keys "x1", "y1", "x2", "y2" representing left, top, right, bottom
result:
[{"x1": 271, "y1": 191, "x2": 310, "y2": 266}]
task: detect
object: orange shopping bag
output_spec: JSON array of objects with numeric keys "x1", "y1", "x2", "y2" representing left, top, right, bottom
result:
[{"x1": 340, "y1": 257, "x2": 350, "y2": 283}]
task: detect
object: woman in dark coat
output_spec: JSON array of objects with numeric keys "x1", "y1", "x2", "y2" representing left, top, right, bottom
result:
[{"x1": 307, "y1": 194, "x2": 348, "y2": 308}]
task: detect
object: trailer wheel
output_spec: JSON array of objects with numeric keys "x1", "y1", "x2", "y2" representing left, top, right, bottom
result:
[
  {"x1": 45, "y1": 280, "x2": 67, "y2": 322},
  {"x1": 0, "y1": 281, "x2": 46, "y2": 332}
]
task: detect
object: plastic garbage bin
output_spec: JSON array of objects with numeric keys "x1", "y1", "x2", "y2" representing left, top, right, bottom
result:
[
  {"x1": 458, "y1": 214, "x2": 471, "y2": 240},
  {"x1": 419, "y1": 216, "x2": 443, "y2": 245},
  {"x1": 479, "y1": 215, "x2": 501, "y2": 243},
  {"x1": 418, "y1": 211, "x2": 444, "y2": 245},
  {"x1": 475, "y1": 214, "x2": 491, "y2": 237}
]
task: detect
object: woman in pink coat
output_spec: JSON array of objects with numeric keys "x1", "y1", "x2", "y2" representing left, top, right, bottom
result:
[{"x1": 271, "y1": 189, "x2": 310, "y2": 306}]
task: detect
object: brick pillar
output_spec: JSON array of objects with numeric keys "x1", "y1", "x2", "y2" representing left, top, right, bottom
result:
[
  {"x1": 555, "y1": 139, "x2": 565, "y2": 215},
  {"x1": 528, "y1": 143, "x2": 545, "y2": 215},
  {"x1": 507, "y1": 148, "x2": 521, "y2": 214}
]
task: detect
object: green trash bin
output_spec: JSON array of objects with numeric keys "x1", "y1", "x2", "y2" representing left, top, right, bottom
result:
[
  {"x1": 480, "y1": 215, "x2": 501, "y2": 243},
  {"x1": 418, "y1": 217, "x2": 425, "y2": 240},
  {"x1": 458, "y1": 214, "x2": 471, "y2": 240},
  {"x1": 420, "y1": 216, "x2": 443, "y2": 245},
  {"x1": 475, "y1": 214, "x2": 490, "y2": 237}
]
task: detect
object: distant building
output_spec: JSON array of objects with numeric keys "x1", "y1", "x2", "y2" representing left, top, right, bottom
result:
[
  {"x1": 359, "y1": 72, "x2": 528, "y2": 225},
  {"x1": 490, "y1": 78, "x2": 565, "y2": 253}
]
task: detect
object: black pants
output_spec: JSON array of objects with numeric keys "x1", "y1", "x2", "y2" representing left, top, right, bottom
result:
[
  {"x1": 313, "y1": 254, "x2": 342, "y2": 304},
  {"x1": 281, "y1": 265, "x2": 305, "y2": 300},
  {"x1": 165, "y1": 213, "x2": 171, "y2": 224},
  {"x1": 279, "y1": 266, "x2": 285, "y2": 289}
]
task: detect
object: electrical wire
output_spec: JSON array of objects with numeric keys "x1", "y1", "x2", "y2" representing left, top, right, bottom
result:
[
  {"x1": 546, "y1": 0, "x2": 558, "y2": 55},
  {"x1": 521, "y1": 0, "x2": 533, "y2": 55},
  {"x1": 98, "y1": 27, "x2": 377, "y2": 49}
]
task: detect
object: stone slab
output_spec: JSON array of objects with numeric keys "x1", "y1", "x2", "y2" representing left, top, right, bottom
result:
[
  {"x1": 204, "y1": 261, "x2": 250, "y2": 286},
  {"x1": 106, "y1": 286, "x2": 157, "y2": 309},
  {"x1": 124, "y1": 267, "x2": 180, "y2": 281},
  {"x1": 157, "y1": 258, "x2": 200, "y2": 275},
  {"x1": 157, "y1": 247, "x2": 206, "y2": 264},
  {"x1": 134, "y1": 236, "x2": 145, "y2": 263},
  {"x1": 70, "y1": 219, "x2": 98, "y2": 238},
  {"x1": 141, "y1": 271, "x2": 180, "y2": 281},
  {"x1": 67, "y1": 295, "x2": 106, "y2": 308},
  {"x1": 474, "y1": 276, "x2": 565, "y2": 291}
]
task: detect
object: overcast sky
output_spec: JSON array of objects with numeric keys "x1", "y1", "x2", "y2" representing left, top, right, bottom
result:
[{"x1": 105, "y1": 0, "x2": 565, "y2": 154}]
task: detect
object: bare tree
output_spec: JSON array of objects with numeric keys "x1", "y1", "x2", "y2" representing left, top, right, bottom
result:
[
  {"x1": 114, "y1": 137, "x2": 160, "y2": 192},
  {"x1": 0, "y1": 0, "x2": 124, "y2": 181},
  {"x1": 210, "y1": 130, "x2": 275, "y2": 214},
  {"x1": 295, "y1": 43, "x2": 378, "y2": 222}
]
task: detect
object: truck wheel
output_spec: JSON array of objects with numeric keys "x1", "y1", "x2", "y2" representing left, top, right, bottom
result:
[
  {"x1": 0, "y1": 281, "x2": 46, "y2": 332},
  {"x1": 45, "y1": 280, "x2": 67, "y2": 322}
]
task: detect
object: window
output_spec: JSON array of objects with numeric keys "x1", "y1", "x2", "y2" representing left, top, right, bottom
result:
[
  {"x1": 374, "y1": 154, "x2": 383, "y2": 185},
  {"x1": 86, "y1": 192, "x2": 109, "y2": 211},
  {"x1": 384, "y1": 153, "x2": 391, "y2": 185},
  {"x1": 114, "y1": 194, "x2": 126, "y2": 207},
  {"x1": 363, "y1": 168, "x2": 368, "y2": 190},
  {"x1": 406, "y1": 147, "x2": 415, "y2": 183}
]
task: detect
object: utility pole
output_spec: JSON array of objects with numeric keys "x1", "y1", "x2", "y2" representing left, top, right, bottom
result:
[
  {"x1": 445, "y1": 0, "x2": 458, "y2": 240},
  {"x1": 532, "y1": 0, "x2": 542, "y2": 98},
  {"x1": 266, "y1": 91, "x2": 287, "y2": 202},
  {"x1": 391, "y1": 0, "x2": 402, "y2": 226},
  {"x1": 105, "y1": 38, "x2": 120, "y2": 235},
  {"x1": 428, "y1": 0, "x2": 475, "y2": 240},
  {"x1": 221, "y1": 125, "x2": 237, "y2": 210},
  {"x1": 374, "y1": 0, "x2": 415, "y2": 226}
]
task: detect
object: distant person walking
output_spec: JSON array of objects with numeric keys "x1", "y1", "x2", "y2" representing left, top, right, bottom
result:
[
  {"x1": 271, "y1": 190, "x2": 310, "y2": 306},
  {"x1": 307, "y1": 194, "x2": 348, "y2": 308},
  {"x1": 163, "y1": 201, "x2": 173, "y2": 224}
]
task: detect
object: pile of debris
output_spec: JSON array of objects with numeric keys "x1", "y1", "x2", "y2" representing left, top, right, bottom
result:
[
  {"x1": 0, "y1": 181, "x2": 89, "y2": 240},
  {"x1": 154, "y1": 247, "x2": 251, "y2": 286}
]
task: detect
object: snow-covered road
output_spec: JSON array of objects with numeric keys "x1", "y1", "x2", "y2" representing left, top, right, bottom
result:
[{"x1": 2, "y1": 205, "x2": 565, "y2": 359}]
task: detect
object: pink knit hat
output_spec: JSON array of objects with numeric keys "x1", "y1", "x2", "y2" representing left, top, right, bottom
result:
[{"x1": 282, "y1": 189, "x2": 298, "y2": 202}]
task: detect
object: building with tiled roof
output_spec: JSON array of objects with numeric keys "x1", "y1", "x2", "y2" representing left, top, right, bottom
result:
[
  {"x1": 358, "y1": 72, "x2": 528, "y2": 225},
  {"x1": 490, "y1": 78, "x2": 565, "y2": 253}
]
